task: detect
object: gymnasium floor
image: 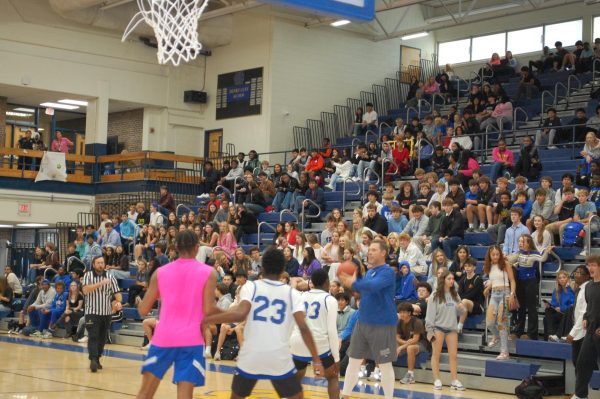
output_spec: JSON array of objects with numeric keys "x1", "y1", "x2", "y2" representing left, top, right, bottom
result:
[{"x1": 0, "y1": 335, "x2": 519, "y2": 399}]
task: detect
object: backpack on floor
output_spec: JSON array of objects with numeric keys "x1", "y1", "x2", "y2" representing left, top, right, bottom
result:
[
  {"x1": 515, "y1": 375, "x2": 546, "y2": 399},
  {"x1": 220, "y1": 337, "x2": 239, "y2": 360},
  {"x1": 562, "y1": 221, "x2": 585, "y2": 247}
]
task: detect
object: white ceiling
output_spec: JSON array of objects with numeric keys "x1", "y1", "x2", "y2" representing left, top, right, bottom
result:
[{"x1": 0, "y1": 84, "x2": 144, "y2": 121}]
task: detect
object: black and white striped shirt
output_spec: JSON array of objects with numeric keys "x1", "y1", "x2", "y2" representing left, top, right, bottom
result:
[{"x1": 82, "y1": 270, "x2": 120, "y2": 316}]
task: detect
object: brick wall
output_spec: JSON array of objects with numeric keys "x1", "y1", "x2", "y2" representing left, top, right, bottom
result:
[
  {"x1": 0, "y1": 97, "x2": 7, "y2": 146},
  {"x1": 107, "y1": 109, "x2": 144, "y2": 152}
]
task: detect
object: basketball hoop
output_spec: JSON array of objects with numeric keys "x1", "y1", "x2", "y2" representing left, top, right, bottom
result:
[{"x1": 122, "y1": 0, "x2": 210, "y2": 66}]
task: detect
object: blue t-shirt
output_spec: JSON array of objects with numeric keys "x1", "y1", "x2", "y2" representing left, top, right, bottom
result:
[
  {"x1": 352, "y1": 264, "x2": 396, "y2": 326},
  {"x1": 466, "y1": 190, "x2": 478, "y2": 202},
  {"x1": 575, "y1": 201, "x2": 596, "y2": 219}
]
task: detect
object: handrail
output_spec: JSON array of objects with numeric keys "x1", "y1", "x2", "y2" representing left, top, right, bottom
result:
[
  {"x1": 406, "y1": 106, "x2": 418, "y2": 123},
  {"x1": 431, "y1": 93, "x2": 445, "y2": 110},
  {"x1": 361, "y1": 167, "x2": 380, "y2": 203},
  {"x1": 300, "y1": 199, "x2": 322, "y2": 231},
  {"x1": 280, "y1": 209, "x2": 298, "y2": 223},
  {"x1": 593, "y1": 58, "x2": 600, "y2": 89},
  {"x1": 513, "y1": 106, "x2": 529, "y2": 129},
  {"x1": 257, "y1": 221, "x2": 278, "y2": 250},
  {"x1": 584, "y1": 214, "x2": 600, "y2": 257},
  {"x1": 540, "y1": 90, "x2": 555, "y2": 122},
  {"x1": 567, "y1": 74, "x2": 581, "y2": 95},
  {"x1": 417, "y1": 98, "x2": 432, "y2": 117},
  {"x1": 0, "y1": 147, "x2": 96, "y2": 163},
  {"x1": 378, "y1": 122, "x2": 392, "y2": 138},
  {"x1": 351, "y1": 138, "x2": 362, "y2": 156},
  {"x1": 342, "y1": 178, "x2": 361, "y2": 212},
  {"x1": 176, "y1": 203, "x2": 193, "y2": 217},
  {"x1": 455, "y1": 77, "x2": 471, "y2": 104},
  {"x1": 554, "y1": 82, "x2": 567, "y2": 108},
  {"x1": 365, "y1": 129, "x2": 378, "y2": 144},
  {"x1": 415, "y1": 138, "x2": 434, "y2": 170}
]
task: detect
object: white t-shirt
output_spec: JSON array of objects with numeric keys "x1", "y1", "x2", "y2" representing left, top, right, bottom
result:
[
  {"x1": 290, "y1": 289, "x2": 340, "y2": 362},
  {"x1": 363, "y1": 110, "x2": 378, "y2": 125},
  {"x1": 236, "y1": 280, "x2": 304, "y2": 379}
]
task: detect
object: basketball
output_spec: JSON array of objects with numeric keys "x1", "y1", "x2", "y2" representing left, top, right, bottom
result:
[{"x1": 336, "y1": 261, "x2": 357, "y2": 277}]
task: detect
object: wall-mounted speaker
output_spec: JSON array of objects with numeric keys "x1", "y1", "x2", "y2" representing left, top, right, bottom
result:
[{"x1": 184, "y1": 90, "x2": 207, "y2": 104}]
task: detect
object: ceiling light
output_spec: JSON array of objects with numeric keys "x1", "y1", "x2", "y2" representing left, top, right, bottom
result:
[
  {"x1": 331, "y1": 20, "x2": 351, "y2": 27},
  {"x1": 16, "y1": 223, "x2": 50, "y2": 227},
  {"x1": 40, "y1": 102, "x2": 79, "y2": 110},
  {"x1": 6, "y1": 112, "x2": 32, "y2": 117},
  {"x1": 58, "y1": 99, "x2": 88, "y2": 107},
  {"x1": 402, "y1": 32, "x2": 429, "y2": 40},
  {"x1": 13, "y1": 107, "x2": 36, "y2": 113},
  {"x1": 0, "y1": 224, "x2": 13, "y2": 228}
]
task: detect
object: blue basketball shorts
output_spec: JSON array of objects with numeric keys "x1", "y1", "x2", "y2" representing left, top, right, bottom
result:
[{"x1": 141, "y1": 344, "x2": 206, "y2": 386}]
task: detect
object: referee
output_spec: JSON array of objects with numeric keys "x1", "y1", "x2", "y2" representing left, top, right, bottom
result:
[{"x1": 82, "y1": 255, "x2": 122, "y2": 372}]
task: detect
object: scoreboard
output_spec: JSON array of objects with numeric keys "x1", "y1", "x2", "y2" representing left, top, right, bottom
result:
[
  {"x1": 261, "y1": 0, "x2": 375, "y2": 22},
  {"x1": 216, "y1": 67, "x2": 263, "y2": 120}
]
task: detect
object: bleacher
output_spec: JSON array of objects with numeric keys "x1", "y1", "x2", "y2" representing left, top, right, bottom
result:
[{"x1": 3, "y1": 63, "x2": 600, "y2": 397}]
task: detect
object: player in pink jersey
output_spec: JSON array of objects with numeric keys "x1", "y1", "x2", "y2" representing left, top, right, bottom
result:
[{"x1": 135, "y1": 230, "x2": 219, "y2": 399}]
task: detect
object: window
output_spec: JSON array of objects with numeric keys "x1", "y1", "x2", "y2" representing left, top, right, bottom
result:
[
  {"x1": 471, "y1": 33, "x2": 506, "y2": 61},
  {"x1": 438, "y1": 39, "x2": 470, "y2": 65},
  {"x1": 507, "y1": 26, "x2": 543, "y2": 55},
  {"x1": 594, "y1": 16, "x2": 600, "y2": 40},
  {"x1": 544, "y1": 20, "x2": 582, "y2": 48}
]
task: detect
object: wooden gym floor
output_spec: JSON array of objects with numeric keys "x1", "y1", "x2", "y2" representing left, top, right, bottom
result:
[{"x1": 0, "y1": 335, "x2": 547, "y2": 399}]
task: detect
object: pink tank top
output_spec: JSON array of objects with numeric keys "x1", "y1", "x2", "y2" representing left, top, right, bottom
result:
[{"x1": 152, "y1": 258, "x2": 212, "y2": 347}]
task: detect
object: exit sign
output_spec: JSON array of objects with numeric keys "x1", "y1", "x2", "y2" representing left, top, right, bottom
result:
[
  {"x1": 18, "y1": 202, "x2": 31, "y2": 216},
  {"x1": 263, "y1": 0, "x2": 375, "y2": 21}
]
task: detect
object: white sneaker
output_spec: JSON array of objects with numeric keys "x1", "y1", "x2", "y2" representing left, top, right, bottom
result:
[
  {"x1": 204, "y1": 347, "x2": 212, "y2": 358},
  {"x1": 548, "y1": 146, "x2": 558, "y2": 150},
  {"x1": 31, "y1": 331, "x2": 42, "y2": 337},
  {"x1": 451, "y1": 380, "x2": 465, "y2": 391},
  {"x1": 42, "y1": 330, "x2": 53, "y2": 339},
  {"x1": 214, "y1": 351, "x2": 221, "y2": 361},
  {"x1": 368, "y1": 367, "x2": 381, "y2": 381},
  {"x1": 358, "y1": 365, "x2": 367, "y2": 378},
  {"x1": 548, "y1": 334, "x2": 560, "y2": 342},
  {"x1": 433, "y1": 379, "x2": 443, "y2": 390},
  {"x1": 78, "y1": 336, "x2": 88, "y2": 343},
  {"x1": 579, "y1": 250, "x2": 588, "y2": 257}
]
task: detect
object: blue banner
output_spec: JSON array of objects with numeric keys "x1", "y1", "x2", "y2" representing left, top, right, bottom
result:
[
  {"x1": 261, "y1": 0, "x2": 375, "y2": 22},
  {"x1": 226, "y1": 85, "x2": 251, "y2": 103}
]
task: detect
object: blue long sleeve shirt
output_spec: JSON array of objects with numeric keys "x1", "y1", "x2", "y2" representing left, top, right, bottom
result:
[
  {"x1": 340, "y1": 309, "x2": 360, "y2": 341},
  {"x1": 351, "y1": 264, "x2": 397, "y2": 326},
  {"x1": 551, "y1": 286, "x2": 576, "y2": 313},
  {"x1": 503, "y1": 223, "x2": 529, "y2": 254},
  {"x1": 120, "y1": 220, "x2": 137, "y2": 240}
]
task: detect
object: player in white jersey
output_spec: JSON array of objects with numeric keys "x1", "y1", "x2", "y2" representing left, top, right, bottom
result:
[
  {"x1": 204, "y1": 247, "x2": 325, "y2": 399},
  {"x1": 290, "y1": 268, "x2": 340, "y2": 399}
]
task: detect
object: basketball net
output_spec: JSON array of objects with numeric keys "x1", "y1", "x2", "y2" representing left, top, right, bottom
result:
[{"x1": 122, "y1": 0, "x2": 210, "y2": 66}]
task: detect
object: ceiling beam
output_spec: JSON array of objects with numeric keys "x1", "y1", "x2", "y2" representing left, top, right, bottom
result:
[{"x1": 371, "y1": 0, "x2": 581, "y2": 41}]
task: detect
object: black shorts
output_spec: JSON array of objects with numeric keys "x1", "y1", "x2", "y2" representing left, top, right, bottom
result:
[
  {"x1": 293, "y1": 354, "x2": 335, "y2": 371},
  {"x1": 231, "y1": 372, "x2": 302, "y2": 398}
]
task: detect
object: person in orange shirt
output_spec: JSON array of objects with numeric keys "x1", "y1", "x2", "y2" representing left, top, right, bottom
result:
[
  {"x1": 305, "y1": 149, "x2": 324, "y2": 173},
  {"x1": 319, "y1": 138, "x2": 332, "y2": 159}
]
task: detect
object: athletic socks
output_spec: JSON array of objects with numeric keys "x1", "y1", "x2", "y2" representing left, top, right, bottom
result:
[
  {"x1": 341, "y1": 359, "x2": 362, "y2": 397},
  {"x1": 379, "y1": 363, "x2": 395, "y2": 399}
]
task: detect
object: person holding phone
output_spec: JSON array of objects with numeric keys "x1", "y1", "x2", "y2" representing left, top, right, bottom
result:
[{"x1": 425, "y1": 269, "x2": 466, "y2": 390}]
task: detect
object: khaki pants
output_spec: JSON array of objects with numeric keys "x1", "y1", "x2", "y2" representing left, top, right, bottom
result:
[{"x1": 545, "y1": 220, "x2": 568, "y2": 245}]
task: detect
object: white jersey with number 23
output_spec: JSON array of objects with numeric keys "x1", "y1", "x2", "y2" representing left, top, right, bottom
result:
[{"x1": 236, "y1": 279, "x2": 304, "y2": 379}]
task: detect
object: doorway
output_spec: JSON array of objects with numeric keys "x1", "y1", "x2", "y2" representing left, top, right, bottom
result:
[
  {"x1": 400, "y1": 45, "x2": 421, "y2": 83},
  {"x1": 204, "y1": 129, "x2": 223, "y2": 167}
]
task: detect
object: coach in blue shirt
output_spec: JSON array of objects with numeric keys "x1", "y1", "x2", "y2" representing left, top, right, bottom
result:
[{"x1": 339, "y1": 240, "x2": 397, "y2": 399}]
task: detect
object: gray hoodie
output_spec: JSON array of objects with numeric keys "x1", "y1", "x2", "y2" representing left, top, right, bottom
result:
[
  {"x1": 425, "y1": 291, "x2": 465, "y2": 337},
  {"x1": 33, "y1": 287, "x2": 56, "y2": 310}
]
